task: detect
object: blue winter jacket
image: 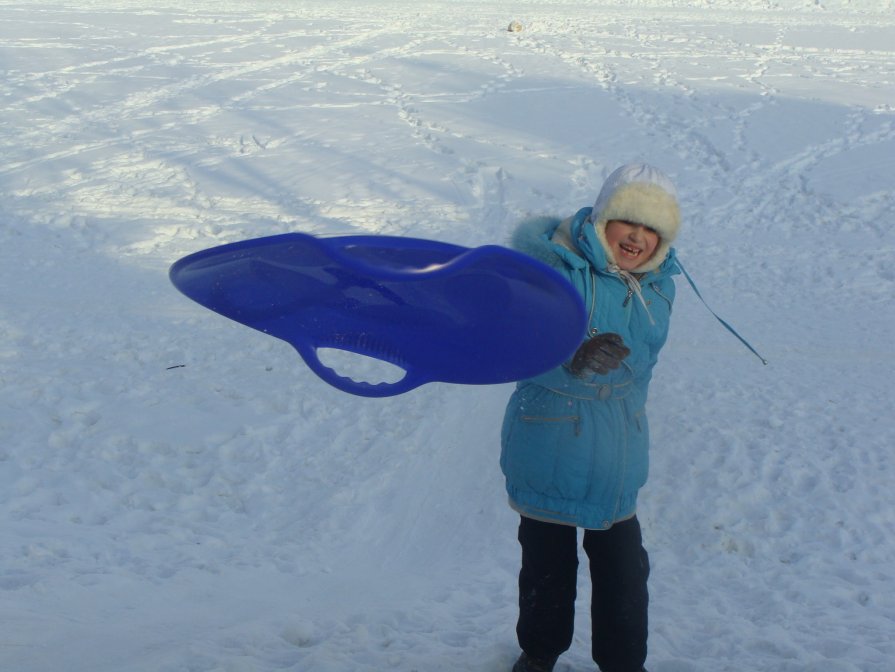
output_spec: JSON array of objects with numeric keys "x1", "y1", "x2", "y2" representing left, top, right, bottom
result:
[{"x1": 500, "y1": 207, "x2": 679, "y2": 529}]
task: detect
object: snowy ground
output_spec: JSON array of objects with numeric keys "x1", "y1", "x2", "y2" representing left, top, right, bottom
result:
[{"x1": 1, "y1": 1, "x2": 893, "y2": 670}]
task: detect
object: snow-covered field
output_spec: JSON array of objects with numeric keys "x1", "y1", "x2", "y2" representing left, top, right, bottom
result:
[{"x1": 1, "y1": 1, "x2": 893, "y2": 670}]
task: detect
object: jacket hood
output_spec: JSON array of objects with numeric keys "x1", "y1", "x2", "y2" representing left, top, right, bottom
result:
[{"x1": 587, "y1": 163, "x2": 681, "y2": 273}]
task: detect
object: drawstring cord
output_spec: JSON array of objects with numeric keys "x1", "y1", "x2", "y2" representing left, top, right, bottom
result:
[
  {"x1": 607, "y1": 259, "x2": 767, "y2": 365},
  {"x1": 676, "y1": 259, "x2": 768, "y2": 365},
  {"x1": 570, "y1": 216, "x2": 766, "y2": 365}
]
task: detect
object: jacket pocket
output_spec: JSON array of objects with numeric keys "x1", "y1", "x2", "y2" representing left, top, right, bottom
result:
[
  {"x1": 521, "y1": 415, "x2": 581, "y2": 436},
  {"x1": 502, "y1": 412, "x2": 588, "y2": 500}
]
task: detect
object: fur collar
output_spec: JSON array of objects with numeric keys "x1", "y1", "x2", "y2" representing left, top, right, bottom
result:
[{"x1": 509, "y1": 215, "x2": 567, "y2": 270}]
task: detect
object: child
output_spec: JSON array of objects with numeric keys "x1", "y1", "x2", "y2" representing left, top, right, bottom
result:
[{"x1": 500, "y1": 163, "x2": 681, "y2": 672}]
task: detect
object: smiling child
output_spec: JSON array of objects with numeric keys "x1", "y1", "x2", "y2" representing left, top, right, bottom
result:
[{"x1": 500, "y1": 163, "x2": 681, "y2": 672}]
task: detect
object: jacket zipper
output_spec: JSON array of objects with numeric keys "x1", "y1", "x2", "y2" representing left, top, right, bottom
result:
[
  {"x1": 650, "y1": 283, "x2": 672, "y2": 310},
  {"x1": 588, "y1": 269, "x2": 598, "y2": 336}
]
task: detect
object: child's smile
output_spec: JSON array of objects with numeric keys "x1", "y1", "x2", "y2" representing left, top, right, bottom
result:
[{"x1": 604, "y1": 220, "x2": 659, "y2": 272}]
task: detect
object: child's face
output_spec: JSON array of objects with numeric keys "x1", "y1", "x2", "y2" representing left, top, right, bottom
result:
[{"x1": 604, "y1": 220, "x2": 660, "y2": 271}]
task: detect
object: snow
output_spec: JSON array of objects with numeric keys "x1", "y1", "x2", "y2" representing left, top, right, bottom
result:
[{"x1": 1, "y1": 1, "x2": 893, "y2": 670}]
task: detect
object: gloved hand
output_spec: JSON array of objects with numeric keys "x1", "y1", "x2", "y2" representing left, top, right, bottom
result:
[{"x1": 568, "y1": 332, "x2": 630, "y2": 377}]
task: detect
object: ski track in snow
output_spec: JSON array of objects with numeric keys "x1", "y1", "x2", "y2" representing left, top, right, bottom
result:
[{"x1": 1, "y1": 1, "x2": 893, "y2": 671}]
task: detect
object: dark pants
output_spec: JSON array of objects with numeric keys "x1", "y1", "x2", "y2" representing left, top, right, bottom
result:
[{"x1": 516, "y1": 515, "x2": 650, "y2": 672}]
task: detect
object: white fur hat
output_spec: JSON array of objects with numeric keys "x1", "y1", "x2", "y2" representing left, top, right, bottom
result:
[{"x1": 588, "y1": 163, "x2": 681, "y2": 273}]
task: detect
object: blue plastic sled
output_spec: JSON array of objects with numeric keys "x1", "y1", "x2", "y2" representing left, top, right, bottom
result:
[{"x1": 169, "y1": 232, "x2": 586, "y2": 397}]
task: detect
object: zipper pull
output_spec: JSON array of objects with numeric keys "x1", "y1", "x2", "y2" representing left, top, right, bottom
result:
[{"x1": 622, "y1": 288, "x2": 633, "y2": 307}]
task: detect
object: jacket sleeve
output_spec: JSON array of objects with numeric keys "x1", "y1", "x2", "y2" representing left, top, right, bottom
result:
[{"x1": 508, "y1": 214, "x2": 595, "y2": 389}]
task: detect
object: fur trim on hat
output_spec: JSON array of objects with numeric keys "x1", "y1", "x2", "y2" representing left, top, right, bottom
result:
[{"x1": 590, "y1": 164, "x2": 681, "y2": 273}]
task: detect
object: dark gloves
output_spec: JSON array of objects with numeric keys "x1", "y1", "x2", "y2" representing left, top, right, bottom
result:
[{"x1": 568, "y1": 332, "x2": 630, "y2": 377}]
